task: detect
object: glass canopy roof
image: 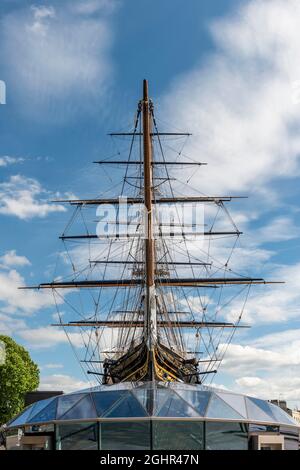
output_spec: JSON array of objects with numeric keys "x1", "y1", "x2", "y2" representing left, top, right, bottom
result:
[{"x1": 7, "y1": 382, "x2": 298, "y2": 428}]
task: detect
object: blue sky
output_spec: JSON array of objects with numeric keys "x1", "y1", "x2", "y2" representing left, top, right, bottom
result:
[{"x1": 1, "y1": 0, "x2": 300, "y2": 405}]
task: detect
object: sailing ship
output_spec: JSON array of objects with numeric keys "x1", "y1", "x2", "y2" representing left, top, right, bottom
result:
[{"x1": 24, "y1": 80, "x2": 279, "y2": 386}]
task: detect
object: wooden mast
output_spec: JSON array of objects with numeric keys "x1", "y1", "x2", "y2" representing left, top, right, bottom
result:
[
  {"x1": 142, "y1": 79, "x2": 157, "y2": 364},
  {"x1": 23, "y1": 80, "x2": 278, "y2": 385}
]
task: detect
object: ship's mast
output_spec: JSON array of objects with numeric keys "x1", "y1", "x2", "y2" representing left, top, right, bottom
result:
[
  {"x1": 142, "y1": 79, "x2": 157, "y2": 358},
  {"x1": 24, "y1": 80, "x2": 283, "y2": 385}
]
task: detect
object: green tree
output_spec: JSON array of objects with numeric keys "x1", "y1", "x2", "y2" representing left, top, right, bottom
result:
[{"x1": 0, "y1": 335, "x2": 39, "y2": 425}]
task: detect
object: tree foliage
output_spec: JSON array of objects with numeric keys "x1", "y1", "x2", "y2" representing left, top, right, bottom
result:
[{"x1": 0, "y1": 335, "x2": 39, "y2": 425}]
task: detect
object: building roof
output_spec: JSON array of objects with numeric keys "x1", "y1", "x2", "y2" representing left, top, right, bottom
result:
[{"x1": 7, "y1": 381, "x2": 298, "y2": 428}]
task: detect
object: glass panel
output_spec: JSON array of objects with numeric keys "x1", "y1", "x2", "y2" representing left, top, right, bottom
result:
[
  {"x1": 206, "y1": 421, "x2": 248, "y2": 450},
  {"x1": 57, "y1": 422, "x2": 98, "y2": 450},
  {"x1": 100, "y1": 421, "x2": 150, "y2": 450},
  {"x1": 61, "y1": 395, "x2": 97, "y2": 420},
  {"x1": 280, "y1": 425, "x2": 299, "y2": 437},
  {"x1": 132, "y1": 388, "x2": 152, "y2": 416},
  {"x1": 175, "y1": 390, "x2": 211, "y2": 416},
  {"x1": 107, "y1": 382, "x2": 135, "y2": 391},
  {"x1": 134, "y1": 381, "x2": 148, "y2": 389},
  {"x1": 153, "y1": 388, "x2": 174, "y2": 415},
  {"x1": 245, "y1": 397, "x2": 274, "y2": 423},
  {"x1": 92, "y1": 391, "x2": 126, "y2": 416},
  {"x1": 268, "y1": 403, "x2": 297, "y2": 425},
  {"x1": 216, "y1": 392, "x2": 247, "y2": 418},
  {"x1": 105, "y1": 393, "x2": 148, "y2": 418},
  {"x1": 91, "y1": 382, "x2": 133, "y2": 392},
  {"x1": 74, "y1": 386, "x2": 101, "y2": 393},
  {"x1": 247, "y1": 397, "x2": 276, "y2": 419},
  {"x1": 206, "y1": 394, "x2": 245, "y2": 420},
  {"x1": 27, "y1": 398, "x2": 55, "y2": 421},
  {"x1": 153, "y1": 421, "x2": 204, "y2": 450},
  {"x1": 29, "y1": 398, "x2": 58, "y2": 423},
  {"x1": 57, "y1": 394, "x2": 84, "y2": 418},
  {"x1": 249, "y1": 423, "x2": 279, "y2": 433},
  {"x1": 156, "y1": 394, "x2": 199, "y2": 418},
  {"x1": 8, "y1": 406, "x2": 34, "y2": 427},
  {"x1": 165, "y1": 382, "x2": 199, "y2": 392}
]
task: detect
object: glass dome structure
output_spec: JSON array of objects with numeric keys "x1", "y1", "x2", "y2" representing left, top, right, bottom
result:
[{"x1": 6, "y1": 382, "x2": 299, "y2": 450}]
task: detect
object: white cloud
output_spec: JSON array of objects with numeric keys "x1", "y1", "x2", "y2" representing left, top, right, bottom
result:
[
  {"x1": 0, "y1": 252, "x2": 65, "y2": 342},
  {"x1": 223, "y1": 262, "x2": 300, "y2": 324},
  {"x1": 221, "y1": 343, "x2": 287, "y2": 374},
  {"x1": 255, "y1": 216, "x2": 300, "y2": 243},
  {"x1": 0, "y1": 175, "x2": 66, "y2": 219},
  {"x1": 39, "y1": 373, "x2": 90, "y2": 393},
  {"x1": 235, "y1": 375, "x2": 300, "y2": 402},
  {"x1": 1, "y1": 1, "x2": 115, "y2": 121},
  {"x1": 31, "y1": 5, "x2": 55, "y2": 20},
  {"x1": 236, "y1": 376, "x2": 262, "y2": 388},
  {"x1": 0, "y1": 156, "x2": 24, "y2": 167},
  {"x1": 0, "y1": 250, "x2": 31, "y2": 268},
  {"x1": 218, "y1": 328, "x2": 300, "y2": 401},
  {"x1": 18, "y1": 326, "x2": 84, "y2": 349},
  {"x1": 72, "y1": 0, "x2": 119, "y2": 16},
  {"x1": 0, "y1": 313, "x2": 27, "y2": 336},
  {"x1": 43, "y1": 363, "x2": 64, "y2": 369},
  {"x1": 161, "y1": 0, "x2": 300, "y2": 195},
  {"x1": 0, "y1": 268, "x2": 55, "y2": 315},
  {"x1": 29, "y1": 5, "x2": 56, "y2": 36}
]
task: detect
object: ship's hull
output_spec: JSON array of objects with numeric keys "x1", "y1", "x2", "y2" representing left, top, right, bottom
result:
[{"x1": 103, "y1": 341, "x2": 199, "y2": 384}]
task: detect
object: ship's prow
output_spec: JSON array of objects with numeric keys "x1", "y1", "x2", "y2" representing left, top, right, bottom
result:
[{"x1": 103, "y1": 340, "x2": 199, "y2": 384}]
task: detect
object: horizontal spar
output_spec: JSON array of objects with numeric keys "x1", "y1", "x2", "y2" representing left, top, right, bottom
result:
[
  {"x1": 125, "y1": 176, "x2": 176, "y2": 180},
  {"x1": 90, "y1": 260, "x2": 212, "y2": 266},
  {"x1": 110, "y1": 310, "x2": 196, "y2": 315},
  {"x1": 80, "y1": 350, "x2": 204, "y2": 355},
  {"x1": 53, "y1": 196, "x2": 246, "y2": 205},
  {"x1": 51, "y1": 320, "x2": 249, "y2": 328},
  {"x1": 94, "y1": 161, "x2": 205, "y2": 165},
  {"x1": 59, "y1": 231, "x2": 242, "y2": 240},
  {"x1": 108, "y1": 132, "x2": 192, "y2": 136},
  {"x1": 20, "y1": 277, "x2": 283, "y2": 289}
]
